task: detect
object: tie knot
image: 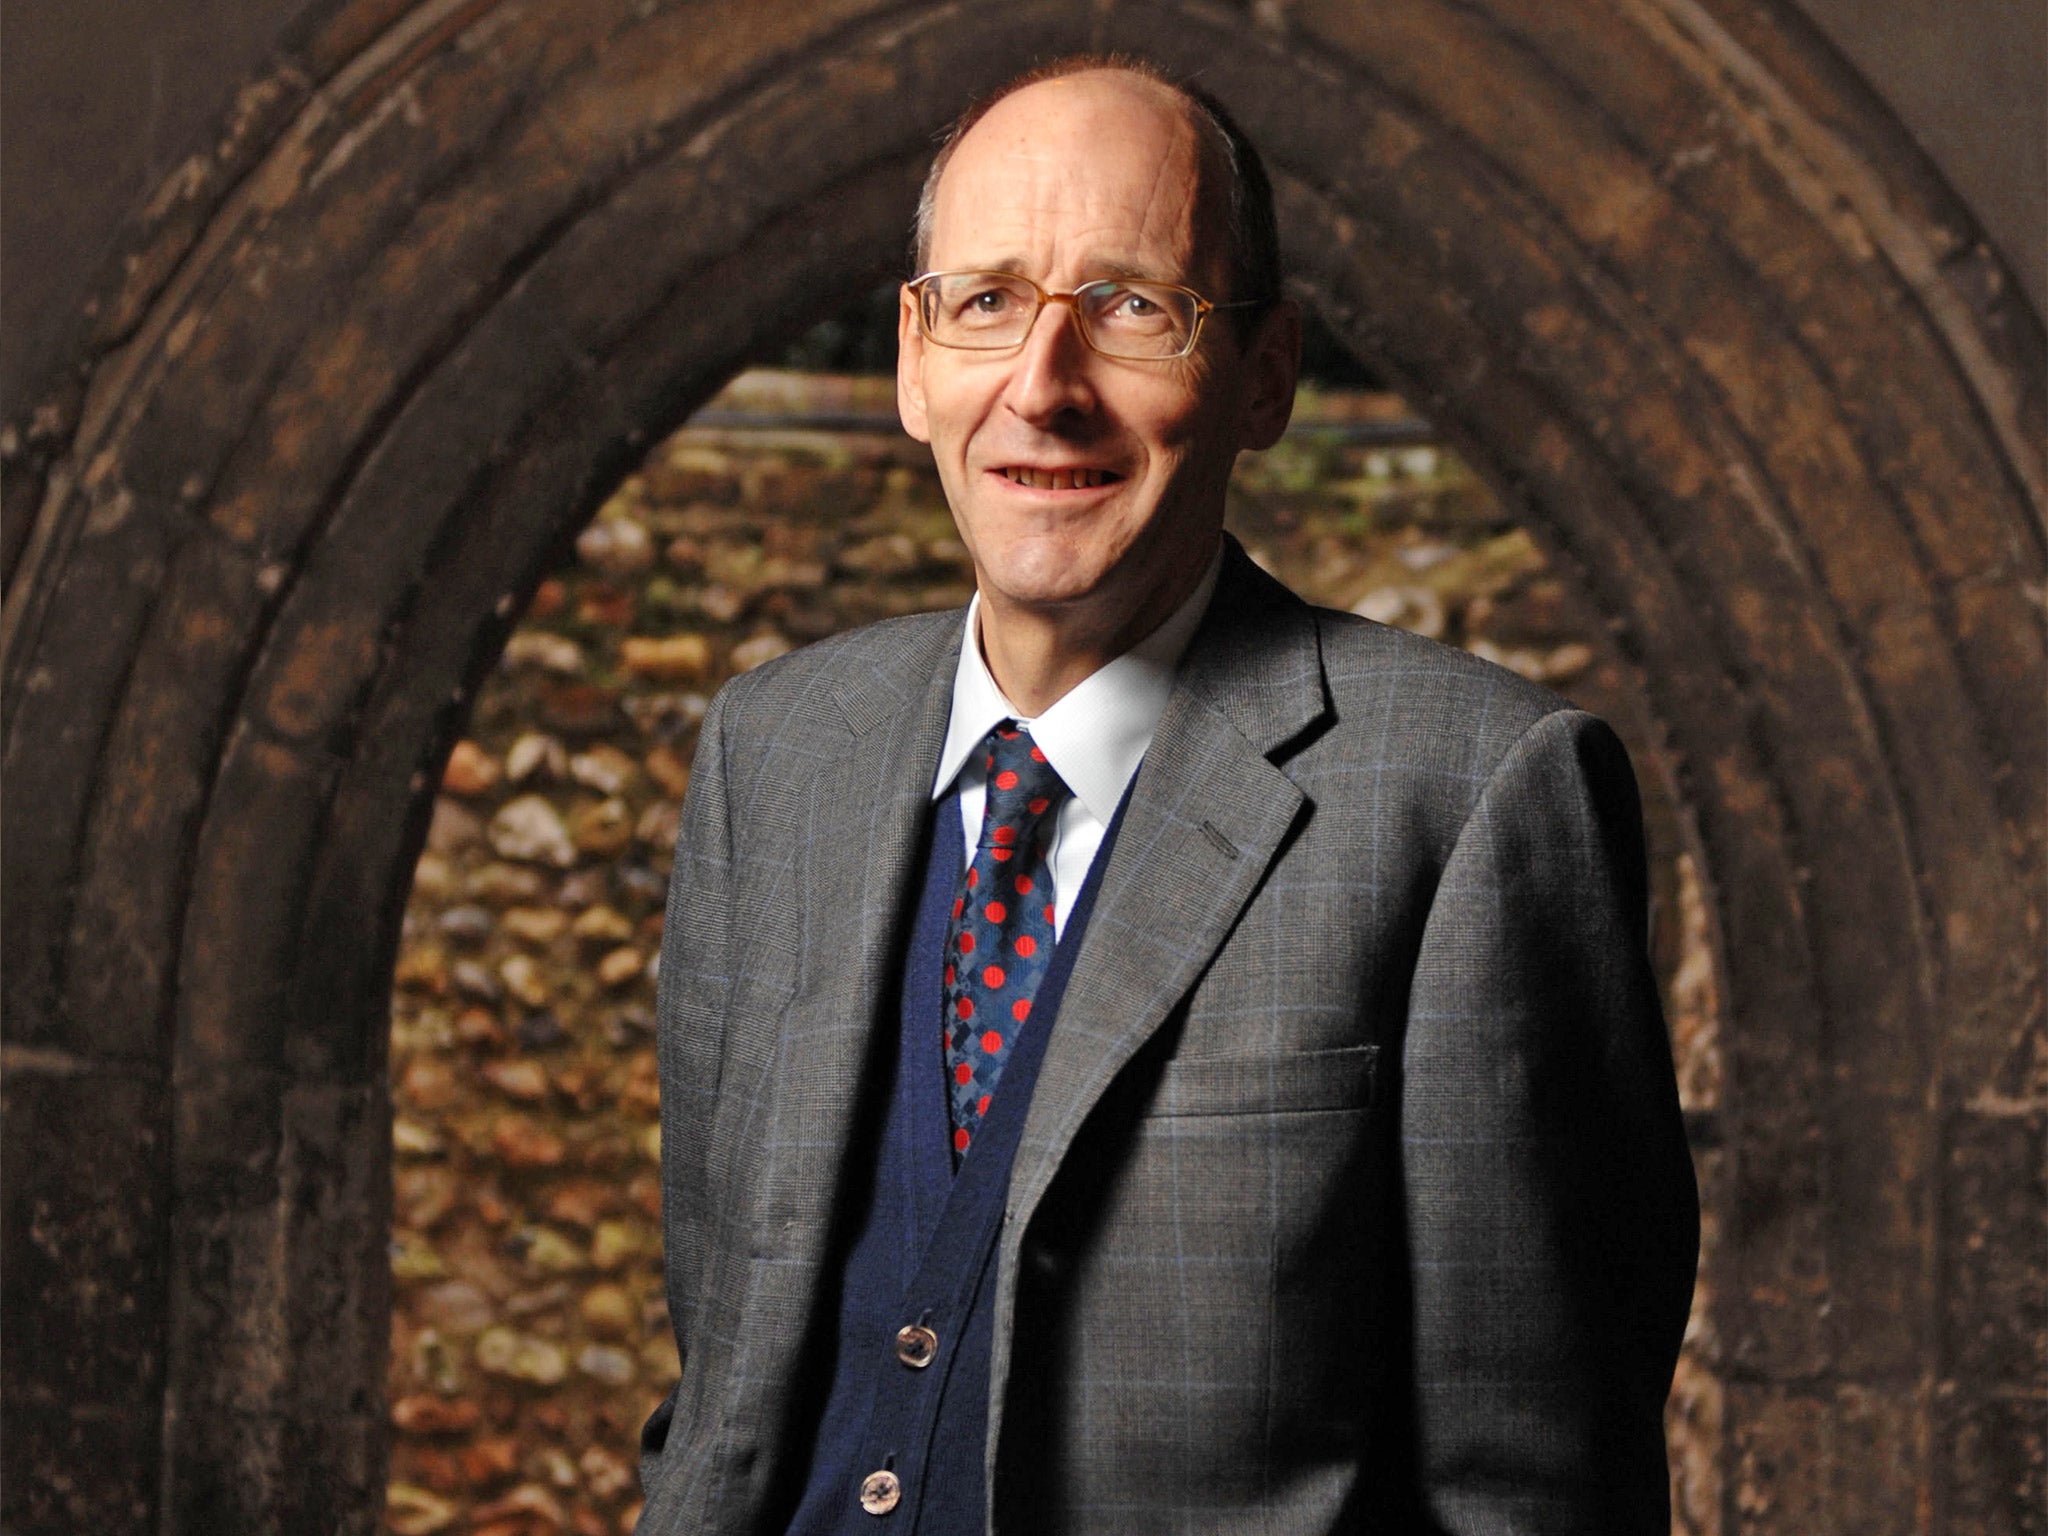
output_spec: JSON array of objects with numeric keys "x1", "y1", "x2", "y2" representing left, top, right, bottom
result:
[{"x1": 981, "y1": 724, "x2": 1068, "y2": 829}]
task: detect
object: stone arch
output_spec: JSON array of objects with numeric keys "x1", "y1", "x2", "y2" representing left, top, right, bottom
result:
[{"x1": 2, "y1": 0, "x2": 2039, "y2": 1530}]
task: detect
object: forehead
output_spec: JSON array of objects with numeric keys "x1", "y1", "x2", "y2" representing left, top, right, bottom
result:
[{"x1": 927, "y1": 74, "x2": 1225, "y2": 282}]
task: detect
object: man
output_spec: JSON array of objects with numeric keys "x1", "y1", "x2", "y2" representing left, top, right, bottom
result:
[{"x1": 637, "y1": 58, "x2": 1697, "y2": 1535}]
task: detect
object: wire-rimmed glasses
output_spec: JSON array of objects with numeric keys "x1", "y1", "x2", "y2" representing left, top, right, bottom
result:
[{"x1": 907, "y1": 270, "x2": 1266, "y2": 361}]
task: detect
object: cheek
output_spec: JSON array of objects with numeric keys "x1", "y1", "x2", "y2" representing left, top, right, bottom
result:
[
  {"x1": 1139, "y1": 361, "x2": 1236, "y2": 455},
  {"x1": 1134, "y1": 405, "x2": 1228, "y2": 493},
  {"x1": 920, "y1": 358, "x2": 998, "y2": 448}
]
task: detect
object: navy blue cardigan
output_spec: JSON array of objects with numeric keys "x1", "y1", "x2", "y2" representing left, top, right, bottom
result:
[{"x1": 786, "y1": 790, "x2": 1128, "y2": 1534}]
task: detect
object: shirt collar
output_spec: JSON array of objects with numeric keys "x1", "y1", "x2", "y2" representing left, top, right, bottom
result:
[{"x1": 932, "y1": 543, "x2": 1223, "y2": 822}]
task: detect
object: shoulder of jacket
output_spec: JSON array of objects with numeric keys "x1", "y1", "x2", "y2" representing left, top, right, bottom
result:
[
  {"x1": 708, "y1": 607, "x2": 961, "y2": 732},
  {"x1": 1310, "y1": 605, "x2": 1583, "y2": 753}
]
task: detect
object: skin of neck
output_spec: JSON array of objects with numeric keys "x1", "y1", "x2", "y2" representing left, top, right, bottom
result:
[{"x1": 971, "y1": 527, "x2": 1221, "y2": 715}]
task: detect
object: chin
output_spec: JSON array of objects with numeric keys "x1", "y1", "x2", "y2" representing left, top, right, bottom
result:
[{"x1": 979, "y1": 546, "x2": 1115, "y2": 611}]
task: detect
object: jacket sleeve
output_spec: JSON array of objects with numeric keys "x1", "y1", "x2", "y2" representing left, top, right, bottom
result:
[
  {"x1": 1401, "y1": 708, "x2": 1698, "y2": 1534},
  {"x1": 638, "y1": 682, "x2": 738, "y2": 1497}
]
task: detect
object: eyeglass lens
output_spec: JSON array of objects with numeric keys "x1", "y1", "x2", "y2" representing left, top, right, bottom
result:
[{"x1": 919, "y1": 272, "x2": 1200, "y2": 359}]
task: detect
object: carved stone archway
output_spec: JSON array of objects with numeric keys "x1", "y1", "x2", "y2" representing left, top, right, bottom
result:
[{"x1": 3, "y1": 1, "x2": 2040, "y2": 1530}]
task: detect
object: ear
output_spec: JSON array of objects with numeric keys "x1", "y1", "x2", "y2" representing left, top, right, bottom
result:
[
  {"x1": 896, "y1": 284, "x2": 932, "y2": 444},
  {"x1": 1237, "y1": 298, "x2": 1302, "y2": 452}
]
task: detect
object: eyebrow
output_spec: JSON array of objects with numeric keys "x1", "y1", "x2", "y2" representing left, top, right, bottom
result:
[
  {"x1": 966, "y1": 257, "x2": 1180, "y2": 285},
  {"x1": 1089, "y1": 260, "x2": 1171, "y2": 283}
]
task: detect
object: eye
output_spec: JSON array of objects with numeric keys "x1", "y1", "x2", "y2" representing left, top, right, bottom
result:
[
  {"x1": 1084, "y1": 282, "x2": 1182, "y2": 333},
  {"x1": 958, "y1": 280, "x2": 1024, "y2": 317},
  {"x1": 943, "y1": 277, "x2": 1030, "y2": 326}
]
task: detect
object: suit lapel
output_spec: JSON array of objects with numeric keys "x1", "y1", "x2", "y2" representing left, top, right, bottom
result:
[
  {"x1": 1006, "y1": 542, "x2": 1328, "y2": 1231},
  {"x1": 717, "y1": 617, "x2": 961, "y2": 1460},
  {"x1": 759, "y1": 618, "x2": 959, "y2": 1224}
]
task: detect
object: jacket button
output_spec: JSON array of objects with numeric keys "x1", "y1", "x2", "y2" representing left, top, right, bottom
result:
[
  {"x1": 859, "y1": 1469, "x2": 901, "y2": 1515},
  {"x1": 894, "y1": 1323, "x2": 938, "y2": 1369}
]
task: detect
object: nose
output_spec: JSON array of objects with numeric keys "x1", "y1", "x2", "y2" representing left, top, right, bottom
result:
[{"x1": 1003, "y1": 294, "x2": 1098, "y2": 428}]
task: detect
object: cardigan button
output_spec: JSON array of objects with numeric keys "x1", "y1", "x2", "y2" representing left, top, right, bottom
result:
[
  {"x1": 859, "y1": 1469, "x2": 902, "y2": 1515},
  {"x1": 894, "y1": 1323, "x2": 939, "y2": 1369}
]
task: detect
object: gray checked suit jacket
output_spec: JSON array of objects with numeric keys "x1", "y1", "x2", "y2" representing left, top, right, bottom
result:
[{"x1": 637, "y1": 538, "x2": 1699, "y2": 1534}]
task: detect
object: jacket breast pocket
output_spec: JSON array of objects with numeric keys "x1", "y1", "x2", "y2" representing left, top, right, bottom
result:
[{"x1": 1146, "y1": 1042, "x2": 1379, "y2": 1118}]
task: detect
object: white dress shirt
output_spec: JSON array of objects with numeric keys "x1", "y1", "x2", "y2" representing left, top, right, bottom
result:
[{"x1": 930, "y1": 547, "x2": 1222, "y2": 940}]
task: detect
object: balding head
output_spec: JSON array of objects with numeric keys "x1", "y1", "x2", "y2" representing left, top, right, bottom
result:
[{"x1": 913, "y1": 58, "x2": 1281, "y2": 323}]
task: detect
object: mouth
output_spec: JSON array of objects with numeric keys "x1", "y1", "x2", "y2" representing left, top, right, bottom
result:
[{"x1": 995, "y1": 466, "x2": 1122, "y2": 491}]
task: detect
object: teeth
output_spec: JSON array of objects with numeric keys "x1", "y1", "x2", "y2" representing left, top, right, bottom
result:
[{"x1": 1005, "y1": 468, "x2": 1112, "y2": 489}]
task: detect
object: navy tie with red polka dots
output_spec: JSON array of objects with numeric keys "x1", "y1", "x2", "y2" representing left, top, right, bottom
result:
[{"x1": 942, "y1": 722, "x2": 1070, "y2": 1162}]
